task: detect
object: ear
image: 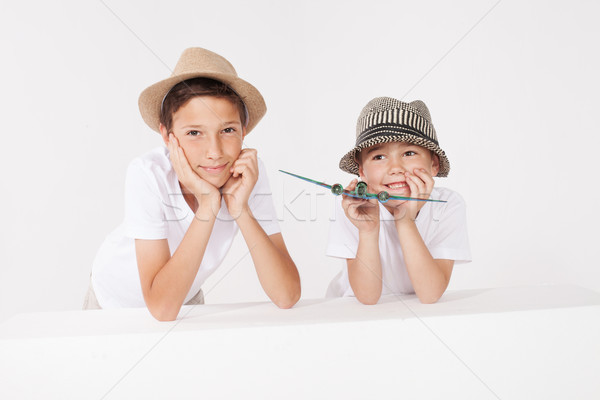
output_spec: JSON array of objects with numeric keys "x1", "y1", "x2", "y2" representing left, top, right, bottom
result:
[
  {"x1": 159, "y1": 123, "x2": 170, "y2": 147},
  {"x1": 430, "y1": 152, "x2": 440, "y2": 176},
  {"x1": 356, "y1": 152, "x2": 366, "y2": 181},
  {"x1": 357, "y1": 164, "x2": 366, "y2": 182},
  {"x1": 241, "y1": 126, "x2": 248, "y2": 140}
]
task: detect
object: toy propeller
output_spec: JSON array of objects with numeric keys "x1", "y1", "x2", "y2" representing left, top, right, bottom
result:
[{"x1": 279, "y1": 170, "x2": 446, "y2": 203}]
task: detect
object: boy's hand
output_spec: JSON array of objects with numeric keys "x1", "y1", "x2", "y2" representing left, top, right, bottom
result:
[
  {"x1": 222, "y1": 148, "x2": 259, "y2": 219},
  {"x1": 168, "y1": 134, "x2": 221, "y2": 218},
  {"x1": 390, "y1": 168, "x2": 435, "y2": 224},
  {"x1": 342, "y1": 179, "x2": 380, "y2": 233}
]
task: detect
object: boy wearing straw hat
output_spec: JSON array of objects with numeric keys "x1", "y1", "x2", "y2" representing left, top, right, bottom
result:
[
  {"x1": 86, "y1": 48, "x2": 300, "y2": 320},
  {"x1": 326, "y1": 97, "x2": 471, "y2": 304}
]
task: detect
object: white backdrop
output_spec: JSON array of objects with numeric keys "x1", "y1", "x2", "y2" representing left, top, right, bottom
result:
[{"x1": 1, "y1": 0, "x2": 598, "y2": 322}]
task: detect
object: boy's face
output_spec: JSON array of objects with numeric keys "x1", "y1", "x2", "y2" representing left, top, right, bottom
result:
[
  {"x1": 162, "y1": 96, "x2": 246, "y2": 188},
  {"x1": 358, "y1": 141, "x2": 439, "y2": 197}
]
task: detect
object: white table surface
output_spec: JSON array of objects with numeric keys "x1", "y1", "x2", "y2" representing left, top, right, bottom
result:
[{"x1": 1, "y1": 284, "x2": 599, "y2": 399}]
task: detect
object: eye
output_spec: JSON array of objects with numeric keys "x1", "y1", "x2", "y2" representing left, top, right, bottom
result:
[
  {"x1": 372, "y1": 154, "x2": 385, "y2": 160},
  {"x1": 222, "y1": 127, "x2": 237, "y2": 134},
  {"x1": 403, "y1": 150, "x2": 416, "y2": 157},
  {"x1": 187, "y1": 130, "x2": 202, "y2": 137}
]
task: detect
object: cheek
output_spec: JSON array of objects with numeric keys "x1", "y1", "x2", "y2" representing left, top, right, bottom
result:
[
  {"x1": 178, "y1": 142, "x2": 194, "y2": 158},
  {"x1": 180, "y1": 140, "x2": 210, "y2": 162},
  {"x1": 223, "y1": 139, "x2": 243, "y2": 158},
  {"x1": 407, "y1": 158, "x2": 431, "y2": 173},
  {"x1": 360, "y1": 164, "x2": 381, "y2": 183}
]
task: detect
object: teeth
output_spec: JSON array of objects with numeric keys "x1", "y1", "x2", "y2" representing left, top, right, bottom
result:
[{"x1": 387, "y1": 183, "x2": 407, "y2": 189}]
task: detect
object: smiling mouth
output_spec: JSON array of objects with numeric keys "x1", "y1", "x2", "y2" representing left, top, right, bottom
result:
[
  {"x1": 384, "y1": 182, "x2": 408, "y2": 190},
  {"x1": 200, "y1": 163, "x2": 228, "y2": 174}
]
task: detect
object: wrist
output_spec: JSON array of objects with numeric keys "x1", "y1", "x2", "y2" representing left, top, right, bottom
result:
[
  {"x1": 233, "y1": 206, "x2": 255, "y2": 228},
  {"x1": 194, "y1": 192, "x2": 221, "y2": 221},
  {"x1": 395, "y1": 217, "x2": 417, "y2": 232},
  {"x1": 393, "y1": 207, "x2": 418, "y2": 224},
  {"x1": 194, "y1": 207, "x2": 218, "y2": 223},
  {"x1": 358, "y1": 226, "x2": 379, "y2": 240},
  {"x1": 194, "y1": 188, "x2": 220, "y2": 204}
]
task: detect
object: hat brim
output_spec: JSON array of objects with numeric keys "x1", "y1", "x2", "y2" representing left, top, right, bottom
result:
[
  {"x1": 138, "y1": 71, "x2": 266, "y2": 134},
  {"x1": 339, "y1": 134, "x2": 450, "y2": 177}
]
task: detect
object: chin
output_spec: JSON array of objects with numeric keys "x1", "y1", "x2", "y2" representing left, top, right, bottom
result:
[
  {"x1": 200, "y1": 173, "x2": 230, "y2": 189},
  {"x1": 215, "y1": 176, "x2": 231, "y2": 189}
]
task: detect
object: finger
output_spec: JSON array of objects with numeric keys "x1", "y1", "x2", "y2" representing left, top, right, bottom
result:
[
  {"x1": 347, "y1": 200, "x2": 366, "y2": 217},
  {"x1": 341, "y1": 179, "x2": 358, "y2": 206},
  {"x1": 238, "y1": 148, "x2": 257, "y2": 160},
  {"x1": 414, "y1": 168, "x2": 434, "y2": 192},
  {"x1": 231, "y1": 162, "x2": 246, "y2": 178},
  {"x1": 168, "y1": 134, "x2": 176, "y2": 157},
  {"x1": 405, "y1": 172, "x2": 421, "y2": 197},
  {"x1": 169, "y1": 134, "x2": 182, "y2": 162},
  {"x1": 177, "y1": 146, "x2": 194, "y2": 174},
  {"x1": 342, "y1": 194, "x2": 358, "y2": 213},
  {"x1": 234, "y1": 149, "x2": 257, "y2": 173},
  {"x1": 230, "y1": 158, "x2": 254, "y2": 178},
  {"x1": 418, "y1": 168, "x2": 435, "y2": 196},
  {"x1": 170, "y1": 138, "x2": 196, "y2": 184},
  {"x1": 231, "y1": 156, "x2": 256, "y2": 171},
  {"x1": 344, "y1": 196, "x2": 372, "y2": 216},
  {"x1": 407, "y1": 170, "x2": 428, "y2": 197},
  {"x1": 168, "y1": 135, "x2": 184, "y2": 176},
  {"x1": 172, "y1": 143, "x2": 191, "y2": 176},
  {"x1": 344, "y1": 179, "x2": 358, "y2": 191}
]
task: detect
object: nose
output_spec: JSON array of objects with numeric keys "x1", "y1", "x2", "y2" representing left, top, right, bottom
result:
[
  {"x1": 388, "y1": 156, "x2": 405, "y2": 175},
  {"x1": 205, "y1": 134, "x2": 224, "y2": 160}
]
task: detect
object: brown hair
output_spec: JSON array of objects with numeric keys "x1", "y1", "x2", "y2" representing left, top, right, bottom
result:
[{"x1": 159, "y1": 78, "x2": 247, "y2": 133}]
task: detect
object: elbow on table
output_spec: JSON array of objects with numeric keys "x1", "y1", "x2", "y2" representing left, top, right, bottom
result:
[
  {"x1": 151, "y1": 311, "x2": 177, "y2": 322},
  {"x1": 146, "y1": 301, "x2": 180, "y2": 322},
  {"x1": 356, "y1": 293, "x2": 381, "y2": 305},
  {"x1": 273, "y1": 285, "x2": 301, "y2": 309},
  {"x1": 417, "y1": 292, "x2": 443, "y2": 304}
]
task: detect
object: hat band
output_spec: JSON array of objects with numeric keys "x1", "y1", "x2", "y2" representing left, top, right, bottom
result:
[{"x1": 356, "y1": 124, "x2": 439, "y2": 147}]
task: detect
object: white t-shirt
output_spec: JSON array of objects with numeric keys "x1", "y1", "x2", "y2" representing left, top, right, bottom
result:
[
  {"x1": 91, "y1": 146, "x2": 280, "y2": 309},
  {"x1": 326, "y1": 187, "x2": 471, "y2": 297}
]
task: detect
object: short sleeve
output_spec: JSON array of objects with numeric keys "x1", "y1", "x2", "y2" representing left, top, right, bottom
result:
[
  {"x1": 326, "y1": 196, "x2": 359, "y2": 259},
  {"x1": 426, "y1": 190, "x2": 471, "y2": 264},
  {"x1": 124, "y1": 159, "x2": 168, "y2": 239},
  {"x1": 248, "y1": 159, "x2": 281, "y2": 236}
]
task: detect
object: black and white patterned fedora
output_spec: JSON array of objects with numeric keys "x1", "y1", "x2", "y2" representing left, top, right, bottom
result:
[{"x1": 339, "y1": 97, "x2": 450, "y2": 177}]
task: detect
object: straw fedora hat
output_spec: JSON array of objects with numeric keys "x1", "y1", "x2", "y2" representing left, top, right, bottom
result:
[
  {"x1": 138, "y1": 47, "x2": 266, "y2": 134},
  {"x1": 339, "y1": 97, "x2": 450, "y2": 177}
]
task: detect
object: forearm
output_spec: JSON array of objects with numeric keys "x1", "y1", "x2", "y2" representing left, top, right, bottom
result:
[
  {"x1": 146, "y1": 214, "x2": 216, "y2": 320},
  {"x1": 236, "y1": 208, "x2": 300, "y2": 308},
  {"x1": 347, "y1": 230, "x2": 383, "y2": 305},
  {"x1": 396, "y1": 221, "x2": 451, "y2": 303}
]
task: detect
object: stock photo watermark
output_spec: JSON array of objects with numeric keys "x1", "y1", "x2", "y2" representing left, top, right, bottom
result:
[{"x1": 162, "y1": 186, "x2": 435, "y2": 223}]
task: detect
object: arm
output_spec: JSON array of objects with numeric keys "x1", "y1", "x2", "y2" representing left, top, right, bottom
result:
[
  {"x1": 136, "y1": 210, "x2": 217, "y2": 321},
  {"x1": 347, "y1": 230, "x2": 383, "y2": 305},
  {"x1": 222, "y1": 149, "x2": 300, "y2": 308},
  {"x1": 137, "y1": 134, "x2": 222, "y2": 321},
  {"x1": 236, "y1": 214, "x2": 300, "y2": 308},
  {"x1": 395, "y1": 221, "x2": 454, "y2": 303},
  {"x1": 342, "y1": 180, "x2": 383, "y2": 305},
  {"x1": 393, "y1": 168, "x2": 453, "y2": 303}
]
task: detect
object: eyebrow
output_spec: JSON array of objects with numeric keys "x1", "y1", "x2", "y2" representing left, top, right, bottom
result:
[
  {"x1": 179, "y1": 121, "x2": 241, "y2": 130},
  {"x1": 180, "y1": 124, "x2": 205, "y2": 129},
  {"x1": 365, "y1": 145, "x2": 382, "y2": 155}
]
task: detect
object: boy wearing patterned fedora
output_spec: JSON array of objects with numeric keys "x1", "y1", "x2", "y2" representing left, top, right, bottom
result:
[
  {"x1": 86, "y1": 48, "x2": 300, "y2": 320},
  {"x1": 326, "y1": 97, "x2": 471, "y2": 304}
]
